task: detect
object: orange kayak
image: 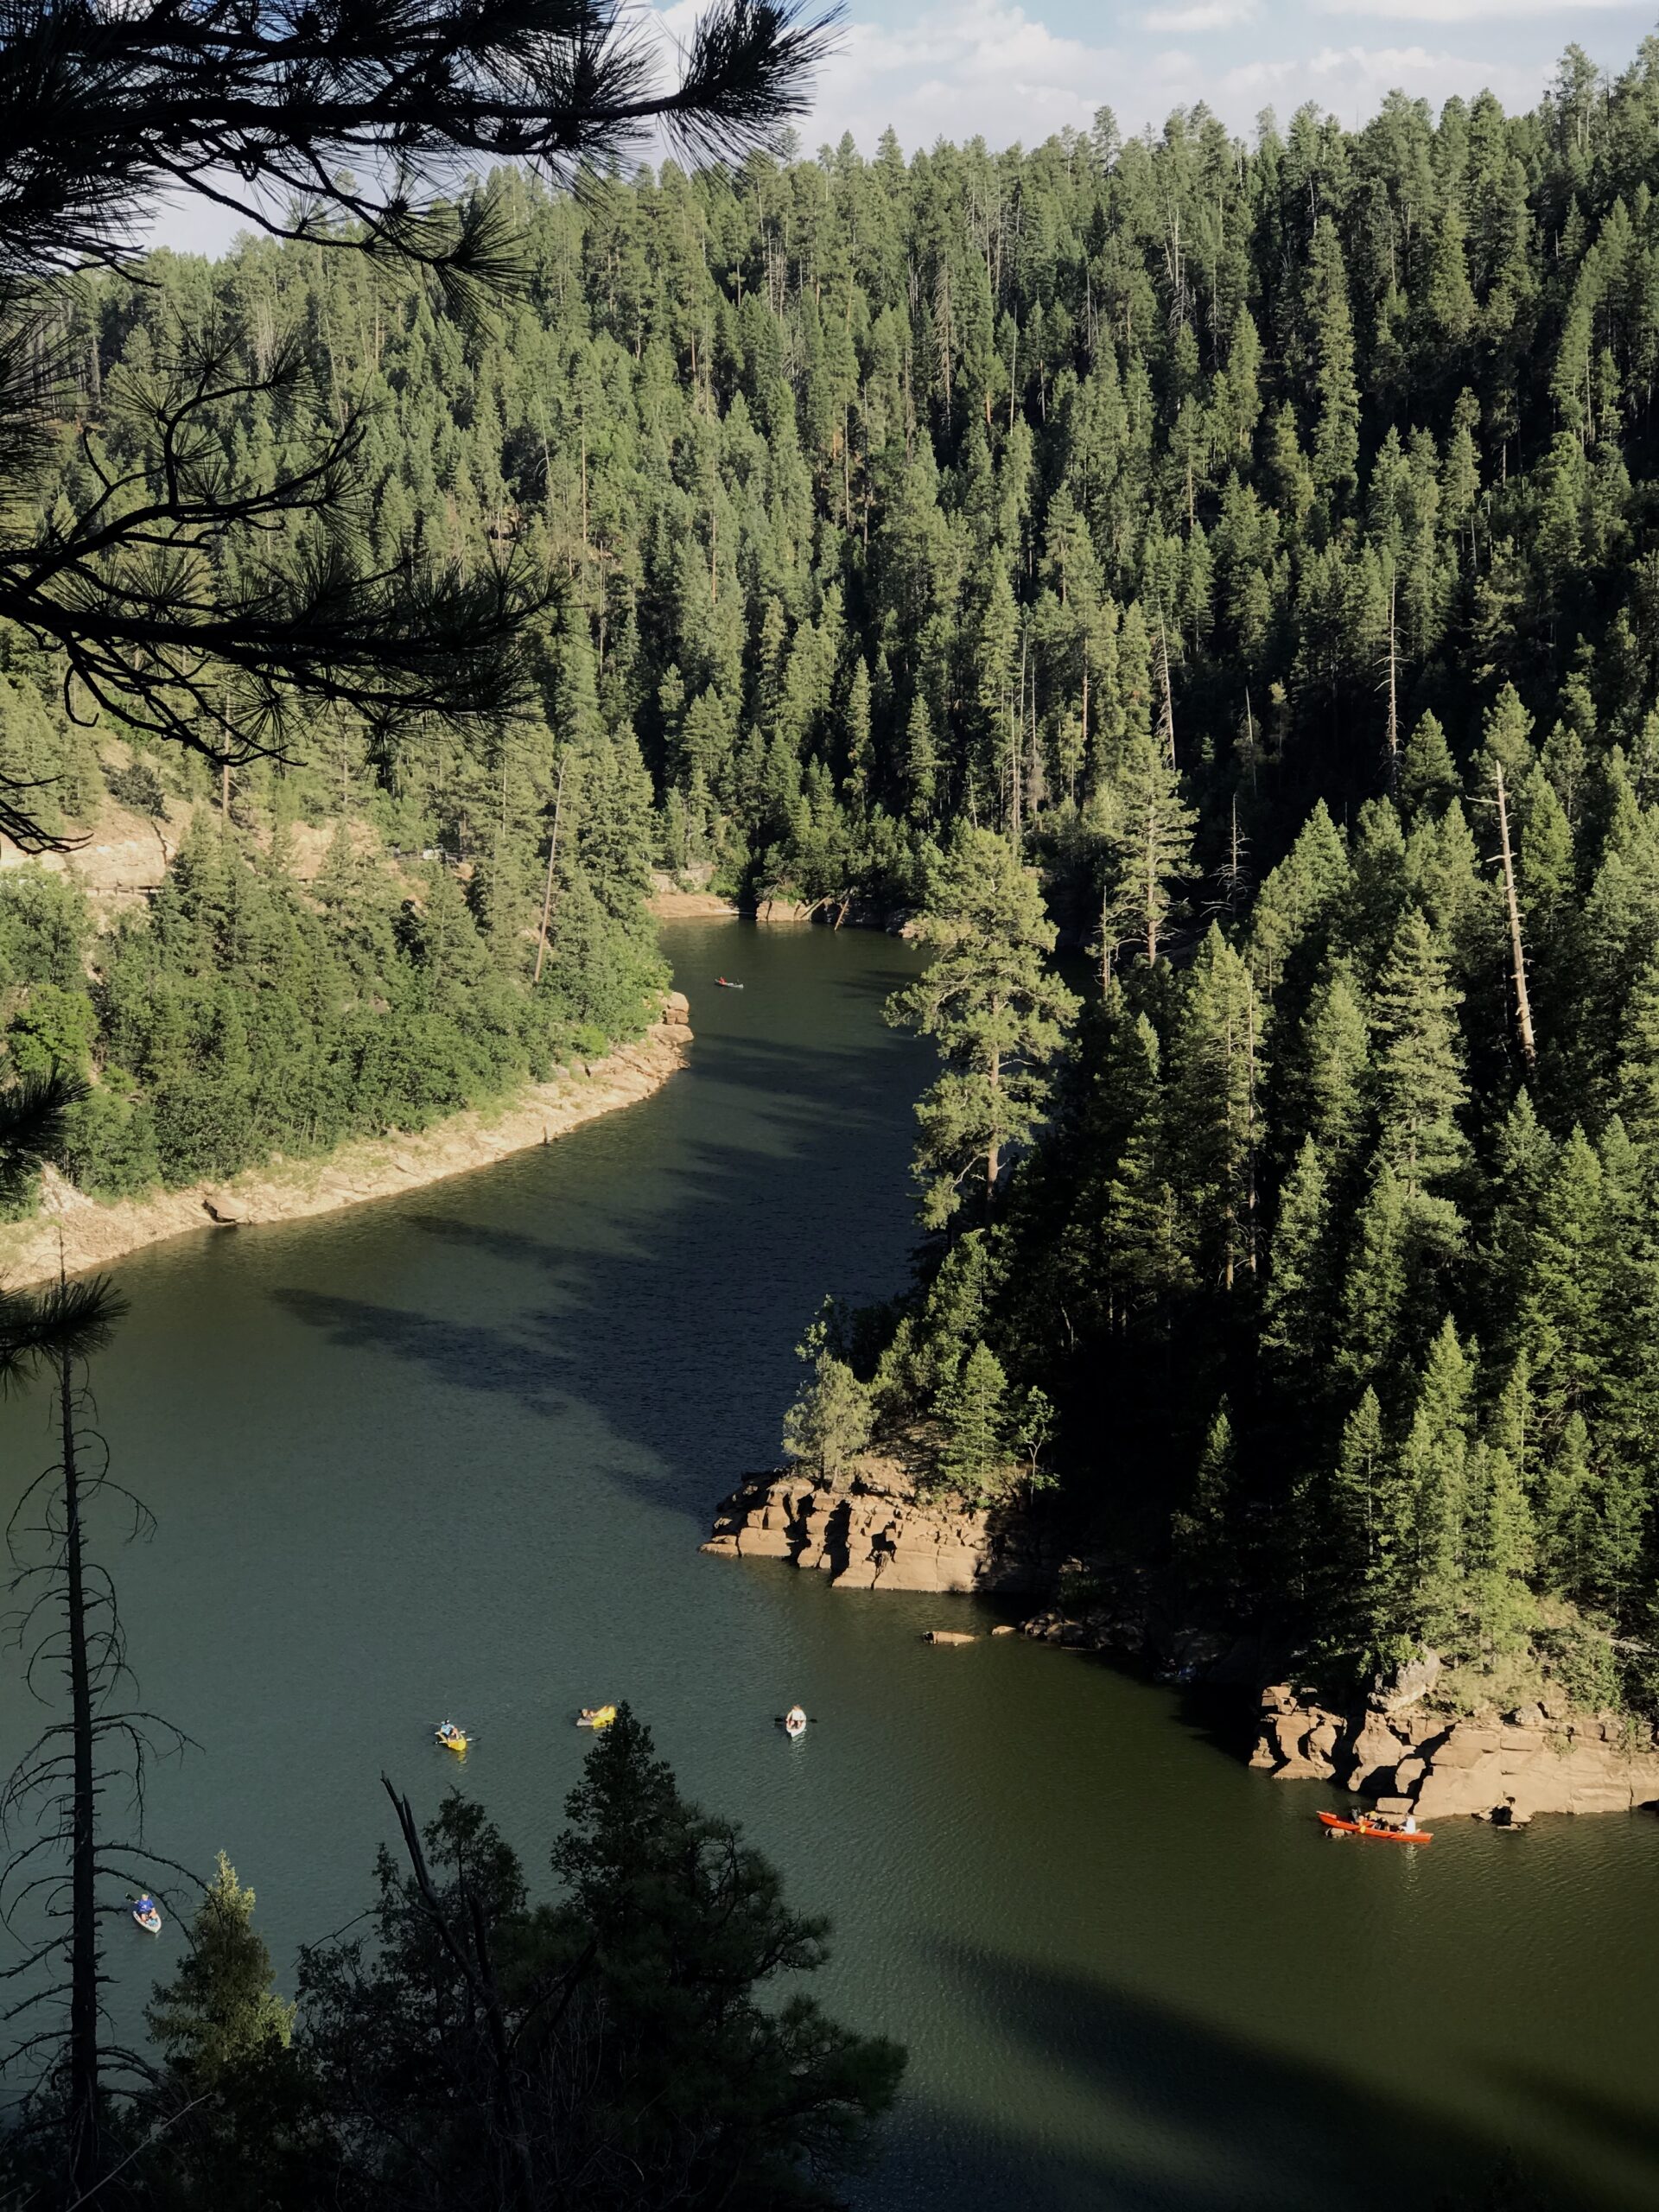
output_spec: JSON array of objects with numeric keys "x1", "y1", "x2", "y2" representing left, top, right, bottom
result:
[{"x1": 1319, "y1": 1810, "x2": 1433, "y2": 1844}]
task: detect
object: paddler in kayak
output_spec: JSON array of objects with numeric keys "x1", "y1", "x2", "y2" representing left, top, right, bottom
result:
[{"x1": 784, "y1": 1704, "x2": 807, "y2": 1736}]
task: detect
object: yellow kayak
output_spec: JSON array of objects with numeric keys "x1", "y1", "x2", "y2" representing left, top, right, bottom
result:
[
  {"x1": 576, "y1": 1705, "x2": 616, "y2": 1729},
  {"x1": 435, "y1": 1725, "x2": 468, "y2": 1753}
]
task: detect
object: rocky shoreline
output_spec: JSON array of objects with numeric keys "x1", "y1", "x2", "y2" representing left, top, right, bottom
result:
[
  {"x1": 704, "y1": 1472, "x2": 1659, "y2": 1821},
  {"x1": 1249, "y1": 1672, "x2": 1659, "y2": 1822},
  {"x1": 0, "y1": 999, "x2": 691, "y2": 1289},
  {"x1": 701, "y1": 1461, "x2": 1052, "y2": 1593}
]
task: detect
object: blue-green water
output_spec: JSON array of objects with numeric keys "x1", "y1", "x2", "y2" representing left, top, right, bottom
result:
[{"x1": 3, "y1": 921, "x2": 1657, "y2": 2209}]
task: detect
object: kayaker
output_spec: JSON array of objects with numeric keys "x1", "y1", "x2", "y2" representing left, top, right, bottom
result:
[{"x1": 785, "y1": 1704, "x2": 806, "y2": 1731}]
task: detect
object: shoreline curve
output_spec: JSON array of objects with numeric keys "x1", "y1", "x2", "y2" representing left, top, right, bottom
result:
[{"x1": 0, "y1": 1019, "x2": 692, "y2": 1290}]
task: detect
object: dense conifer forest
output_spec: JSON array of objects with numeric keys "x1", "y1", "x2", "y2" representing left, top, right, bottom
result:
[{"x1": 10, "y1": 38, "x2": 1659, "y2": 1708}]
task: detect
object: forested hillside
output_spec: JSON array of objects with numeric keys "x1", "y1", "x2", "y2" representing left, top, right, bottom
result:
[{"x1": 8, "y1": 32, "x2": 1659, "y2": 1704}]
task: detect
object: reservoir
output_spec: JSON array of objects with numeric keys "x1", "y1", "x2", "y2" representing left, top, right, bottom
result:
[{"x1": 3, "y1": 921, "x2": 1657, "y2": 2209}]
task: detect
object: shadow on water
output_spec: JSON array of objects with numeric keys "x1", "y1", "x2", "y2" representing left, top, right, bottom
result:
[
  {"x1": 876, "y1": 1941, "x2": 1599, "y2": 2212},
  {"x1": 270, "y1": 996, "x2": 934, "y2": 1528},
  {"x1": 1483, "y1": 2065, "x2": 1659, "y2": 2189},
  {"x1": 22, "y1": 925, "x2": 1657, "y2": 2212}
]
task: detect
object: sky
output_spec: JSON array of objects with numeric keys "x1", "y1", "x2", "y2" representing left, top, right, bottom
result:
[{"x1": 149, "y1": 0, "x2": 1659, "y2": 256}]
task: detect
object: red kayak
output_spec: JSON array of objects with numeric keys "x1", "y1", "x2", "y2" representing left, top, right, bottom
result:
[{"x1": 1319, "y1": 1810, "x2": 1433, "y2": 1845}]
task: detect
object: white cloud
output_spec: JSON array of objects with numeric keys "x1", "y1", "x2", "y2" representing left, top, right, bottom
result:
[
  {"x1": 794, "y1": 1, "x2": 1563, "y2": 151},
  {"x1": 1142, "y1": 2, "x2": 1257, "y2": 29},
  {"x1": 1312, "y1": 0, "x2": 1636, "y2": 18},
  {"x1": 804, "y1": 1, "x2": 1128, "y2": 149}
]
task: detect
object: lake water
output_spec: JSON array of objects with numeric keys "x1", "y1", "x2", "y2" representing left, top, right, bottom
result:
[{"x1": 3, "y1": 921, "x2": 1657, "y2": 2209}]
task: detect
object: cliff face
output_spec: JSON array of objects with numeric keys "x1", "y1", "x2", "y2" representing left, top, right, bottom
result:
[
  {"x1": 1253, "y1": 1681, "x2": 1659, "y2": 1821},
  {"x1": 701, "y1": 1460, "x2": 1050, "y2": 1595}
]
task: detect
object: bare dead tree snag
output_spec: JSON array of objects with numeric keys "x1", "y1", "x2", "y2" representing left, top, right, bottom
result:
[
  {"x1": 532, "y1": 752, "x2": 569, "y2": 988},
  {"x1": 1494, "y1": 761, "x2": 1537, "y2": 1072},
  {"x1": 0, "y1": 1341, "x2": 194, "y2": 2205}
]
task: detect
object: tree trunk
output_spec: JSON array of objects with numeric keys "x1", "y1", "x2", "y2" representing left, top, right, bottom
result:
[
  {"x1": 1156, "y1": 608, "x2": 1176, "y2": 766},
  {"x1": 1494, "y1": 762, "x2": 1537, "y2": 1072},
  {"x1": 1077, "y1": 662, "x2": 1088, "y2": 804},
  {"x1": 987, "y1": 1027, "x2": 1001, "y2": 1205},
  {"x1": 61, "y1": 1357, "x2": 99, "y2": 2202},
  {"x1": 532, "y1": 754, "x2": 568, "y2": 988},
  {"x1": 1014, "y1": 626, "x2": 1027, "y2": 848},
  {"x1": 1385, "y1": 578, "x2": 1399, "y2": 792}
]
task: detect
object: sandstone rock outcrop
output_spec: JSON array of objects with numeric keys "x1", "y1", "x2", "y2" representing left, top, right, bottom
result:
[
  {"x1": 702, "y1": 1461, "x2": 1048, "y2": 1595},
  {"x1": 1249, "y1": 1687, "x2": 1659, "y2": 1820}
]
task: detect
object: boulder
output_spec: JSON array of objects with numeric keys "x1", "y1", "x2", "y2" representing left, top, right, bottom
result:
[
  {"x1": 1428, "y1": 1724, "x2": 1500, "y2": 1769},
  {"x1": 1503, "y1": 1704, "x2": 1547, "y2": 1730},
  {"x1": 990, "y1": 1624, "x2": 1017, "y2": 1637},
  {"x1": 1414, "y1": 1761, "x2": 1506, "y2": 1819},
  {"x1": 830, "y1": 1559, "x2": 879, "y2": 1590},
  {"x1": 1342, "y1": 1714, "x2": 1408, "y2": 1791},
  {"x1": 1372, "y1": 1649, "x2": 1441, "y2": 1716},
  {"x1": 734, "y1": 1525, "x2": 792, "y2": 1560},
  {"x1": 663, "y1": 990, "x2": 691, "y2": 1026},
  {"x1": 1267, "y1": 1713, "x2": 1309, "y2": 1764}
]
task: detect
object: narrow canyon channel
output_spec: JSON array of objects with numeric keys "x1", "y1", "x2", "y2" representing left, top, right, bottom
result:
[{"x1": 3, "y1": 920, "x2": 1657, "y2": 2210}]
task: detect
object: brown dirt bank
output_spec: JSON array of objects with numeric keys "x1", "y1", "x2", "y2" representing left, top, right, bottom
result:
[{"x1": 0, "y1": 1014, "x2": 691, "y2": 1290}]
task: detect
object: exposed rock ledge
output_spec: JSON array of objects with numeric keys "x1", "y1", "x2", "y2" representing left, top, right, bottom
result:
[
  {"x1": 1252, "y1": 1680, "x2": 1659, "y2": 1821},
  {"x1": 702, "y1": 1460, "x2": 1050, "y2": 1594},
  {"x1": 0, "y1": 1010, "x2": 691, "y2": 1290}
]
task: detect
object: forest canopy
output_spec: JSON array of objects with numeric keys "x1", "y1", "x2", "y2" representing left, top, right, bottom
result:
[{"x1": 8, "y1": 36, "x2": 1659, "y2": 1707}]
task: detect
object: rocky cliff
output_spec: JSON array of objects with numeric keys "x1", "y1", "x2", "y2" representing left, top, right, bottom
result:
[
  {"x1": 1252, "y1": 1675, "x2": 1659, "y2": 1821},
  {"x1": 702, "y1": 1459, "x2": 1049, "y2": 1594}
]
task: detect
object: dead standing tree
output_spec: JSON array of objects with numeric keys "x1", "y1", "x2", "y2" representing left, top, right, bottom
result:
[{"x1": 0, "y1": 1335, "x2": 195, "y2": 2205}]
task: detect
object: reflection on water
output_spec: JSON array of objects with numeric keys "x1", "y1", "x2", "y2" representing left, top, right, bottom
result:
[{"x1": 1, "y1": 920, "x2": 1656, "y2": 2209}]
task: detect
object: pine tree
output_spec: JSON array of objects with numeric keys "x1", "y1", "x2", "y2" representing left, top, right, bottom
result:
[
  {"x1": 887, "y1": 827, "x2": 1079, "y2": 1226},
  {"x1": 1262, "y1": 1137, "x2": 1333, "y2": 1392},
  {"x1": 147, "y1": 1853, "x2": 295, "y2": 2087},
  {"x1": 936, "y1": 1341, "x2": 1012, "y2": 1501},
  {"x1": 1400, "y1": 712, "x2": 1459, "y2": 822},
  {"x1": 1165, "y1": 928, "x2": 1260, "y2": 1289},
  {"x1": 1307, "y1": 218, "x2": 1361, "y2": 512},
  {"x1": 1370, "y1": 907, "x2": 1469, "y2": 1194},
  {"x1": 1323, "y1": 1386, "x2": 1396, "y2": 1655},
  {"x1": 1397, "y1": 1316, "x2": 1474, "y2": 1645},
  {"x1": 1100, "y1": 732, "x2": 1196, "y2": 968},
  {"x1": 1276, "y1": 960, "x2": 1370, "y2": 1165},
  {"x1": 1171, "y1": 1401, "x2": 1236, "y2": 1592},
  {"x1": 1517, "y1": 1126, "x2": 1611, "y2": 1430}
]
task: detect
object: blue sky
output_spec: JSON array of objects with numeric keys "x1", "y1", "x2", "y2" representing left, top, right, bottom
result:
[{"x1": 149, "y1": 2, "x2": 1659, "y2": 254}]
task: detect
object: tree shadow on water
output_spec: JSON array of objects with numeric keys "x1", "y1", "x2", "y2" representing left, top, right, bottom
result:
[
  {"x1": 267, "y1": 983, "x2": 932, "y2": 1497},
  {"x1": 867, "y1": 1938, "x2": 1607, "y2": 2212}
]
